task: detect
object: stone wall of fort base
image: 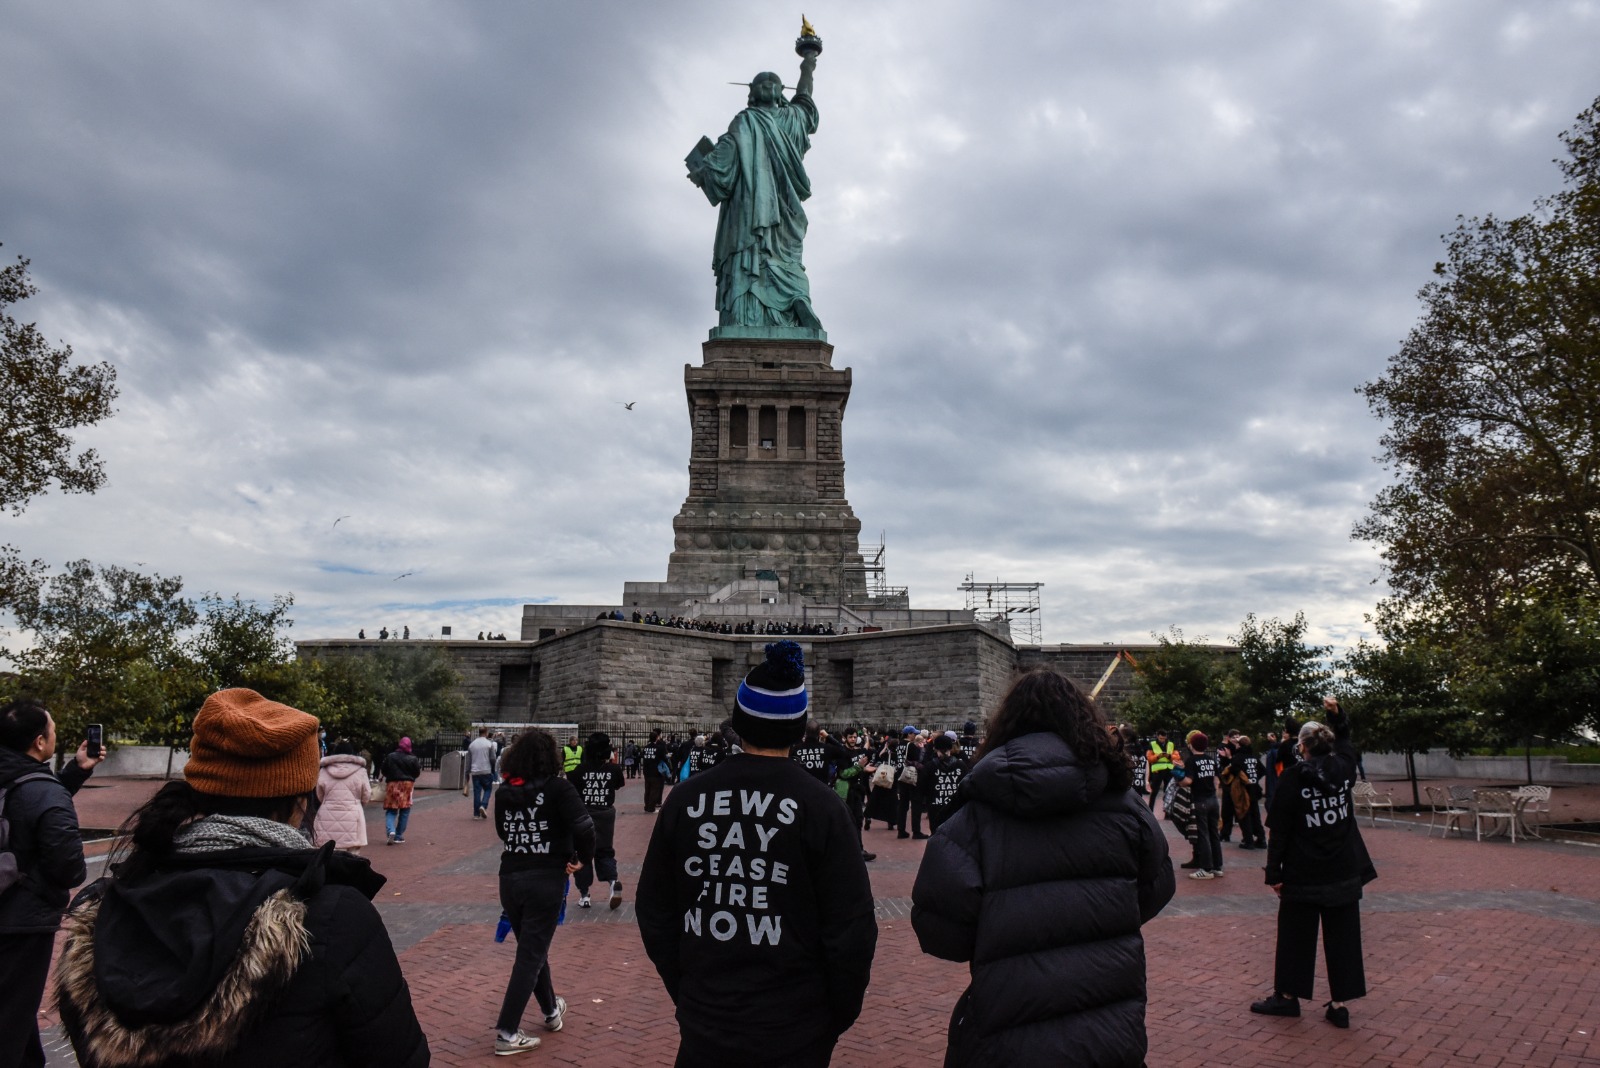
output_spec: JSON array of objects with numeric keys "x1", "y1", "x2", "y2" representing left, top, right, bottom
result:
[
  {"x1": 294, "y1": 630, "x2": 1222, "y2": 744},
  {"x1": 299, "y1": 621, "x2": 1020, "y2": 742},
  {"x1": 805, "y1": 625, "x2": 1018, "y2": 733}
]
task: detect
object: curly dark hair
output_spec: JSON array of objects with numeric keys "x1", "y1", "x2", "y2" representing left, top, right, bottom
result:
[
  {"x1": 976, "y1": 666, "x2": 1132, "y2": 792},
  {"x1": 499, "y1": 728, "x2": 560, "y2": 781}
]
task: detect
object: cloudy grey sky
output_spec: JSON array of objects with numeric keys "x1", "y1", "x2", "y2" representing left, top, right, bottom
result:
[{"x1": 3, "y1": 1, "x2": 1596, "y2": 651}]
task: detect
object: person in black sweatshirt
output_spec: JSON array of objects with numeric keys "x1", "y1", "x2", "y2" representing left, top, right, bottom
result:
[
  {"x1": 643, "y1": 729, "x2": 669, "y2": 812},
  {"x1": 637, "y1": 641, "x2": 877, "y2": 1068},
  {"x1": 492, "y1": 729, "x2": 596, "y2": 1056},
  {"x1": 789, "y1": 721, "x2": 831, "y2": 783},
  {"x1": 1229, "y1": 735, "x2": 1267, "y2": 849},
  {"x1": 1250, "y1": 703, "x2": 1376, "y2": 1029},
  {"x1": 924, "y1": 734, "x2": 969, "y2": 833},
  {"x1": 569, "y1": 731, "x2": 626, "y2": 910},
  {"x1": 1182, "y1": 732, "x2": 1224, "y2": 878},
  {"x1": 896, "y1": 729, "x2": 930, "y2": 840},
  {"x1": 686, "y1": 735, "x2": 713, "y2": 778},
  {"x1": 834, "y1": 728, "x2": 876, "y2": 863}
]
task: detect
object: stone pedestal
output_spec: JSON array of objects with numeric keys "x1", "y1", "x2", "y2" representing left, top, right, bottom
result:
[{"x1": 667, "y1": 337, "x2": 865, "y2": 603}]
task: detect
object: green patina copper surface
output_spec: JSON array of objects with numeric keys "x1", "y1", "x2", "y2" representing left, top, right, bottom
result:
[{"x1": 688, "y1": 44, "x2": 824, "y2": 341}]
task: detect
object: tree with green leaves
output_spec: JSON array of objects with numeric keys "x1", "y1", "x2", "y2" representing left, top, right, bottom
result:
[
  {"x1": 1, "y1": 248, "x2": 119, "y2": 610},
  {"x1": 1225, "y1": 612, "x2": 1331, "y2": 739},
  {"x1": 187, "y1": 592, "x2": 296, "y2": 690},
  {"x1": 1121, "y1": 627, "x2": 1235, "y2": 738},
  {"x1": 3, "y1": 559, "x2": 198, "y2": 746},
  {"x1": 1338, "y1": 608, "x2": 1476, "y2": 807},
  {"x1": 1461, "y1": 592, "x2": 1600, "y2": 783},
  {"x1": 1356, "y1": 97, "x2": 1600, "y2": 619},
  {"x1": 3, "y1": 558, "x2": 468, "y2": 768},
  {"x1": 293, "y1": 645, "x2": 467, "y2": 753}
]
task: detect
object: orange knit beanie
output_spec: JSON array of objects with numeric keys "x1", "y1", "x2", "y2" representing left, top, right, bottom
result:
[{"x1": 184, "y1": 688, "x2": 321, "y2": 798}]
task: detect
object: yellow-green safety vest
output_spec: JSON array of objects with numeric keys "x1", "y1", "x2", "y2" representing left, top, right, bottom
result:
[
  {"x1": 1148, "y1": 740, "x2": 1175, "y2": 773},
  {"x1": 562, "y1": 744, "x2": 583, "y2": 773}
]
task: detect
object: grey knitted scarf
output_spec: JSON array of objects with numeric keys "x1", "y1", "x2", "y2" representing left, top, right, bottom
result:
[{"x1": 173, "y1": 814, "x2": 310, "y2": 855}]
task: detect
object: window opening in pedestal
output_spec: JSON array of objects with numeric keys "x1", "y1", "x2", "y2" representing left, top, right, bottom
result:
[
  {"x1": 758, "y1": 405, "x2": 777, "y2": 449},
  {"x1": 729, "y1": 405, "x2": 748, "y2": 448},
  {"x1": 787, "y1": 406, "x2": 806, "y2": 448},
  {"x1": 831, "y1": 659, "x2": 854, "y2": 700}
]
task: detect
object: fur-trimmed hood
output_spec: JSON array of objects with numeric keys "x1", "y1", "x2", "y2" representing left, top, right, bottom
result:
[
  {"x1": 56, "y1": 843, "x2": 387, "y2": 1067},
  {"x1": 58, "y1": 887, "x2": 311, "y2": 1066}
]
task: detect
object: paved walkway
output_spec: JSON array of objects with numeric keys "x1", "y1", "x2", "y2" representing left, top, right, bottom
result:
[{"x1": 36, "y1": 776, "x2": 1600, "y2": 1066}]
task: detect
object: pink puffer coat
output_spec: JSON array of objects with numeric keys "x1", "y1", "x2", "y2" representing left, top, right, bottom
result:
[{"x1": 314, "y1": 754, "x2": 372, "y2": 848}]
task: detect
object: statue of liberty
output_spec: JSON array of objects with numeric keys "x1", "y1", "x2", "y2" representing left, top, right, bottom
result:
[{"x1": 687, "y1": 21, "x2": 824, "y2": 338}]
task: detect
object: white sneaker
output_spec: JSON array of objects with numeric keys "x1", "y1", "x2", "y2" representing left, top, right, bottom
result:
[
  {"x1": 1210, "y1": 869, "x2": 1225, "y2": 878},
  {"x1": 577, "y1": 894, "x2": 592, "y2": 909},
  {"x1": 1188, "y1": 869, "x2": 1215, "y2": 880},
  {"x1": 543, "y1": 995, "x2": 567, "y2": 1032},
  {"x1": 608, "y1": 879, "x2": 623, "y2": 911},
  {"x1": 494, "y1": 1030, "x2": 540, "y2": 1056}
]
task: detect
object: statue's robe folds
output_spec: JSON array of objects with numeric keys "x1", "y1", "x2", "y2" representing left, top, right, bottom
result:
[{"x1": 692, "y1": 94, "x2": 821, "y2": 329}]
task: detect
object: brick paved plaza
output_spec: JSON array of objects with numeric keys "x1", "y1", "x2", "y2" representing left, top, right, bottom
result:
[{"x1": 39, "y1": 776, "x2": 1600, "y2": 1067}]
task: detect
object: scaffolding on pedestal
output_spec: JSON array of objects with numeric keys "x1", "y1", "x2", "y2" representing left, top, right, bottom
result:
[{"x1": 958, "y1": 574, "x2": 1044, "y2": 645}]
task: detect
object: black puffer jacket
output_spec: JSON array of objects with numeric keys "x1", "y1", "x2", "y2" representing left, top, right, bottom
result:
[
  {"x1": 912, "y1": 732, "x2": 1175, "y2": 1068},
  {"x1": 57, "y1": 842, "x2": 429, "y2": 1067},
  {"x1": 0, "y1": 746, "x2": 93, "y2": 933}
]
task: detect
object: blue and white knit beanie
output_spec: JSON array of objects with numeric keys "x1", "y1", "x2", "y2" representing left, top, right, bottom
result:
[{"x1": 733, "y1": 640, "x2": 809, "y2": 749}]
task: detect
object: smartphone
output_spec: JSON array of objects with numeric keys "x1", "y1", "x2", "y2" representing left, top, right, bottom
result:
[{"x1": 86, "y1": 723, "x2": 103, "y2": 759}]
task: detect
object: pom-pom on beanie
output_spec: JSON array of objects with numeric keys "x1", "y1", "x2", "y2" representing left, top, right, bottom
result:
[
  {"x1": 734, "y1": 640, "x2": 809, "y2": 749},
  {"x1": 184, "y1": 688, "x2": 321, "y2": 799}
]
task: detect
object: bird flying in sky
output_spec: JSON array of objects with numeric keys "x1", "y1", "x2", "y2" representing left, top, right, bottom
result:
[
  {"x1": 394, "y1": 571, "x2": 415, "y2": 581},
  {"x1": 332, "y1": 515, "x2": 350, "y2": 530}
]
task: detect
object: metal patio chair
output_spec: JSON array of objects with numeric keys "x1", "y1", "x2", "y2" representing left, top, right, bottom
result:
[
  {"x1": 1512, "y1": 785, "x2": 1552, "y2": 838},
  {"x1": 1423, "y1": 784, "x2": 1470, "y2": 838},
  {"x1": 1352, "y1": 780, "x2": 1394, "y2": 827},
  {"x1": 1472, "y1": 788, "x2": 1523, "y2": 843}
]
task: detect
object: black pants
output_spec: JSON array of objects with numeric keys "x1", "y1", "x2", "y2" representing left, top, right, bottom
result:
[
  {"x1": 1148, "y1": 769, "x2": 1172, "y2": 810},
  {"x1": 575, "y1": 807, "x2": 617, "y2": 894},
  {"x1": 1220, "y1": 794, "x2": 1236, "y2": 839},
  {"x1": 844, "y1": 791, "x2": 865, "y2": 846},
  {"x1": 643, "y1": 770, "x2": 664, "y2": 812},
  {"x1": 1239, "y1": 793, "x2": 1265, "y2": 845},
  {"x1": 894, "y1": 782, "x2": 925, "y2": 836},
  {"x1": 1274, "y1": 898, "x2": 1366, "y2": 1002},
  {"x1": 496, "y1": 869, "x2": 566, "y2": 1033},
  {"x1": 675, "y1": 1031, "x2": 836, "y2": 1067},
  {"x1": 1192, "y1": 794, "x2": 1222, "y2": 871},
  {"x1": 929, "y1": 804, "x2": 955, "y2": 834},
  {"x1": 0, "y1": 932, "x2": 55, "y2": 1068},
  {"x1": 866, "y1": 786, "x2": 895, "y2": 825}
]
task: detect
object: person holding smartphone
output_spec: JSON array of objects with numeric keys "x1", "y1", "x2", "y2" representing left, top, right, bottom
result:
[{"x1": 0, "y1": 700, "x2": 105, "y2": 1068}]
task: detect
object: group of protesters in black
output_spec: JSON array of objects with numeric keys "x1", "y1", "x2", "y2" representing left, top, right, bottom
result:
[
  {"x1": 1116, "y1": 699, "x2": 1376, "y2": 1027},
  {"x1": 1, "y1": 665, "x2": 1375, "y2": 1067}
]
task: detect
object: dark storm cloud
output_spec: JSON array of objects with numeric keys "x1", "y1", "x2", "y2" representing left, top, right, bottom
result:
[{"x1": 1, "y1": 1, "x2": 1596, "y2": 647}]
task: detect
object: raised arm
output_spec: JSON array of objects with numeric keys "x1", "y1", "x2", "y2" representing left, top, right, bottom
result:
[{"x1": 796, "y1": 53, "x2": 816, "y2": 100}]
